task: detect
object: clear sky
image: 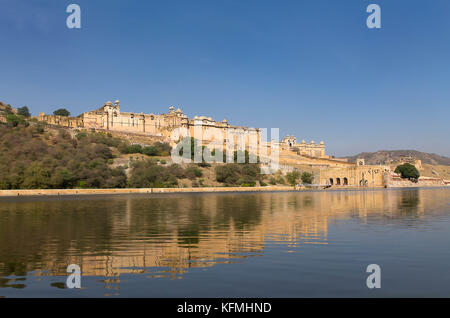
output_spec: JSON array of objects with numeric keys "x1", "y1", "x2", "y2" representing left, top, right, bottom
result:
[{"x1": 1, "y1": 0, "x2": 449, "y2": 157}]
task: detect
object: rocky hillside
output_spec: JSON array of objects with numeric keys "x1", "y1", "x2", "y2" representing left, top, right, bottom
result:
[
  {"x1": 0, "y1": 118, "x2": 273, "y2": 189},
  {"x1": 344, "y1": 150, "x2": 450, "y2": 166},
  {"x1": 0, "y1": 101, "x2": 17, "y2": 116}
]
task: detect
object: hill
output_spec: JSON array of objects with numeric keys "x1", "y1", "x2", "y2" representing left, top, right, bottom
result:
[
  {"x1": 344, "y1": 150, "x2": 450, "y2": 166},
  {"x1": 0, "y1": 101, "x2": 17, "y2": 116},
  {"x1": 0, "y1": 118, "x2": 268, "y2": 189}
]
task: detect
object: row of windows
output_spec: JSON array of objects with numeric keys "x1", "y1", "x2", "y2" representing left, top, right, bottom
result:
[{"x1": 329, "y1": 178, "x2": 349, "y2": 185}]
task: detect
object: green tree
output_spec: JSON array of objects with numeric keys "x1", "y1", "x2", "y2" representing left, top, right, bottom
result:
[
  {"x1": 301, "y1": 172, "x2": 314, "y2": 184},
  {"x1": 185, "y1": 165, "x2": 203, "y2": 180},
  {"x1": 128, "y1": 160, "x2": 178, "y2": 188},
  {"x1": 395, "y1": 163, "x2": 420, "y2": 180},
  {"x1": 143, "y1": 146, "x2": 158, "y2": 156},
  {"x1": 17, "y1": 106, "x2": 31, "y2": 117},
  {"x1": 53, "y1": 108, "x2": 71, "y2": 117},
  {"x1": 153, "y1": 142, "x2": 172, "y2": 156},
  {"x1": 128, "y1": 144, "x2": 143, "y2": 154},
  {"x1": 6, "y1": 114, "x2": 26, "y2": 127},
  {"x1": 215, "y1": 163, "x2": 260, "y2": 187},
  {"x1": 216, "y1": 164, "x2": 242, "y2": 185},
  {"x1": 285, "y1": 171, "x2": 301, "y2": 186},
  {"x1": 22, "y1": 162, "x2": 51, "y2": 189}
]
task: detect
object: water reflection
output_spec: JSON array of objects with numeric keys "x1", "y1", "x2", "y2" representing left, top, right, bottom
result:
[{"x1": 0, "y1": 188, "x2": 448, "y2": 291}]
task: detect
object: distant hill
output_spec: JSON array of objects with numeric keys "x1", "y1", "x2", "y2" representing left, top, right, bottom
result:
[{"x1": 344, "y1": 150, "x2": 450, "y2": 166}]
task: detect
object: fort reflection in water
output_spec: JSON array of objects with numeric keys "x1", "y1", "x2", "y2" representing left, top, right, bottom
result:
[{"x1": 0, "y1": 188, "x2": 447, "y2": 288}]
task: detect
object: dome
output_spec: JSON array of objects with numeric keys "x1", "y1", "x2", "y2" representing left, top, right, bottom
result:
[
  {"x1": 310, "y1": 140, "x2": 315, "y2": 144},
  {"x1": 320, "y1": 141, "x2": 324, "y2": 145},
  {"x1": 301, "y1": 140, "x2": 306, "y2": 144},
  {"x1": 175, "y1": 108, "x2": 182, "y2": 113},
  {"x1": 115, "y1": 100, "x2": 120, "y2": 104},
  {"x1": 105, "y1": 101, "x2": 113, "y2": 106}
]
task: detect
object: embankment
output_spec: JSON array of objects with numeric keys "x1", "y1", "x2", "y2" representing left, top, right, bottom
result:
[{"x1": 0, "y1": 186, "x2": 295, "y2": 197}]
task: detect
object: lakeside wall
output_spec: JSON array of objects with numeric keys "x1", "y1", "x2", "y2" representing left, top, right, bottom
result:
[
  {"x1": 0, "y1": 186, "x2": 295, "y2": 197},
  {"x1": 387, "y1": 177, "x2": 449, "y2": 188},
  {"x1": 0, "y1": 186, "x2": 383, "y2": 197},
  {"x1": 1, "y1": 184, "x2": 448, "y2": 197}
]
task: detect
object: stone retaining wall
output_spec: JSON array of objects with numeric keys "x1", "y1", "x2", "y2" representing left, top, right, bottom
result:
[
  {"x1": 387, "y1": 178, "x2": 447, "y2": 188},
  {"x1": 0, "y1": 186, "x2": 295, "y2": 197}
]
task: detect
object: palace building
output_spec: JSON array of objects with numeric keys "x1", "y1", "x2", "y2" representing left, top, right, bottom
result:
[{"x1": 38, "y1": 100, "x2": 261, "y2": 147}]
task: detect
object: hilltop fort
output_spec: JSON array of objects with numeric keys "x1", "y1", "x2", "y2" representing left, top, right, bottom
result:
[{"x1": 22, "y1": 100, "x2": 449, "y2": 189}]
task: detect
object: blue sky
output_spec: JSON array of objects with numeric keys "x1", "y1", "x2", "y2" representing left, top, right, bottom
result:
[{"x1": 1, "y1": 0, "x2": 449, "y2": 157}]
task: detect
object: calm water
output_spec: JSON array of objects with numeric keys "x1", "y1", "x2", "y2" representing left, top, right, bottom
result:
[{"x1": 0, "y1": 188, "x2": 449, "y2": 297}]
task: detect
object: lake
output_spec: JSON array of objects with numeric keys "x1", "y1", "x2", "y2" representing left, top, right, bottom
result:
[{"x1": 0, "y1": 188, "x2": 449, "y2": 297}]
